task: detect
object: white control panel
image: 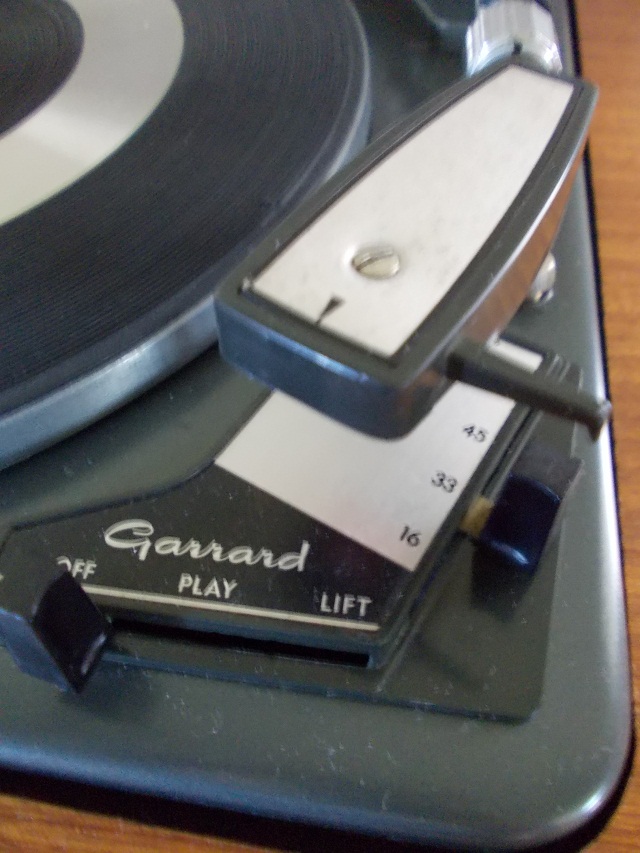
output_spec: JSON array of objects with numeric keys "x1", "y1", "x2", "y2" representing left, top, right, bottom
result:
[{"x1": 217, "y1": 341, "x2": 541, "y2": 571}]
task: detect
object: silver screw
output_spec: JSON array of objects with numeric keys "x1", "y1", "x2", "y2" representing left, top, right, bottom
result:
[{"x1": 351, "y1": 246, "x2": 401, "y2": 280}]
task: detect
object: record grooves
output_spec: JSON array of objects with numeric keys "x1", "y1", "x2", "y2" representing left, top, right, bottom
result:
[
  {"x1": 0, "y1": 0, "x2": 82, "y2": 137},
  {"x1": 0, "y1": 0, "x2": 371, "y2": 469}
]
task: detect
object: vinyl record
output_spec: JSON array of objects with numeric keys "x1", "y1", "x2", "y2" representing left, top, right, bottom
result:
[{"x1": 0, "y1": 0, "x2": 371, "y2": 469}]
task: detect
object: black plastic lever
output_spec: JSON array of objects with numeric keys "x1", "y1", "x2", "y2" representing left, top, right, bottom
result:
[{"x1": 0, "y1": 559, "x2": 111, "y2": 691}]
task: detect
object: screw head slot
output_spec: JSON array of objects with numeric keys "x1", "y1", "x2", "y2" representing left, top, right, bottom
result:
[{"x1": 351, "y1": 246, "x2": 401, "y2": 280}]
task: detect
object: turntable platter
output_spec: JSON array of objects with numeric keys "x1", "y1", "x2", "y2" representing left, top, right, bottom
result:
[{"x1": 0, "y1": 0, "x2": 370, "y2": 469}]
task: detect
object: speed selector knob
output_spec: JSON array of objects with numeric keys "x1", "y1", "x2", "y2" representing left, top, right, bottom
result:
[{"x1": 461, "y1": 441, "x2": 581, "y2": 572}]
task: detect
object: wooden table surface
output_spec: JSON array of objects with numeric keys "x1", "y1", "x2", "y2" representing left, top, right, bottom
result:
[{"x1": 0, "y1": 1, "x2": 638, "y2": 850}]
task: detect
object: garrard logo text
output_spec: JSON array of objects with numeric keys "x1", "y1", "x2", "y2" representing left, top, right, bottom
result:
[{"x1": 103, "y1": 519, "x2": 309, "y2": 571}]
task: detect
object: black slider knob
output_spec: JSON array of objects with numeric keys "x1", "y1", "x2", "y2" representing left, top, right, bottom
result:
[
  {"x1": 0, "y1": 559, "x2": 111, "y2": 691},
  {"x1": 461, "y1": 441, "x2": 582, "y2": 571}
]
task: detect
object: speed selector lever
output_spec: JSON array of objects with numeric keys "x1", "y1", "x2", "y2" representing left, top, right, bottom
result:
[{"x1": 216, "y1": 57, "x2": 609, "y2": 439}]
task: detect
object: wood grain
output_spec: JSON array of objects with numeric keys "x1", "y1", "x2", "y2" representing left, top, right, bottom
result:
[
  {"x1": 577, "y1": 0, "x2": 640, "y2": 848},
  {"x1": 0, "y1": 1, "x2": 637, "y2": 850}
]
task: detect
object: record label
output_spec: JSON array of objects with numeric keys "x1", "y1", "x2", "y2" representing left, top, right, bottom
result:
[{"x1": 0, "y1": 0, "x2": 183, "y2": 225}]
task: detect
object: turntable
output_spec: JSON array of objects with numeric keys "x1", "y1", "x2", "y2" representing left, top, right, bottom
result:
[{"x1": 0, "y1": 0, "x2": 631, "y2": 849}]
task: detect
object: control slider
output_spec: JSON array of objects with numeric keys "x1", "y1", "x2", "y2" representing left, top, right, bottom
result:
[
  {"x1": 460, "y1": 440, "x2": 582, "y2": 571},
  {"x1": 0, "y1": 559, "x2": 111, "y2": 691}
]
